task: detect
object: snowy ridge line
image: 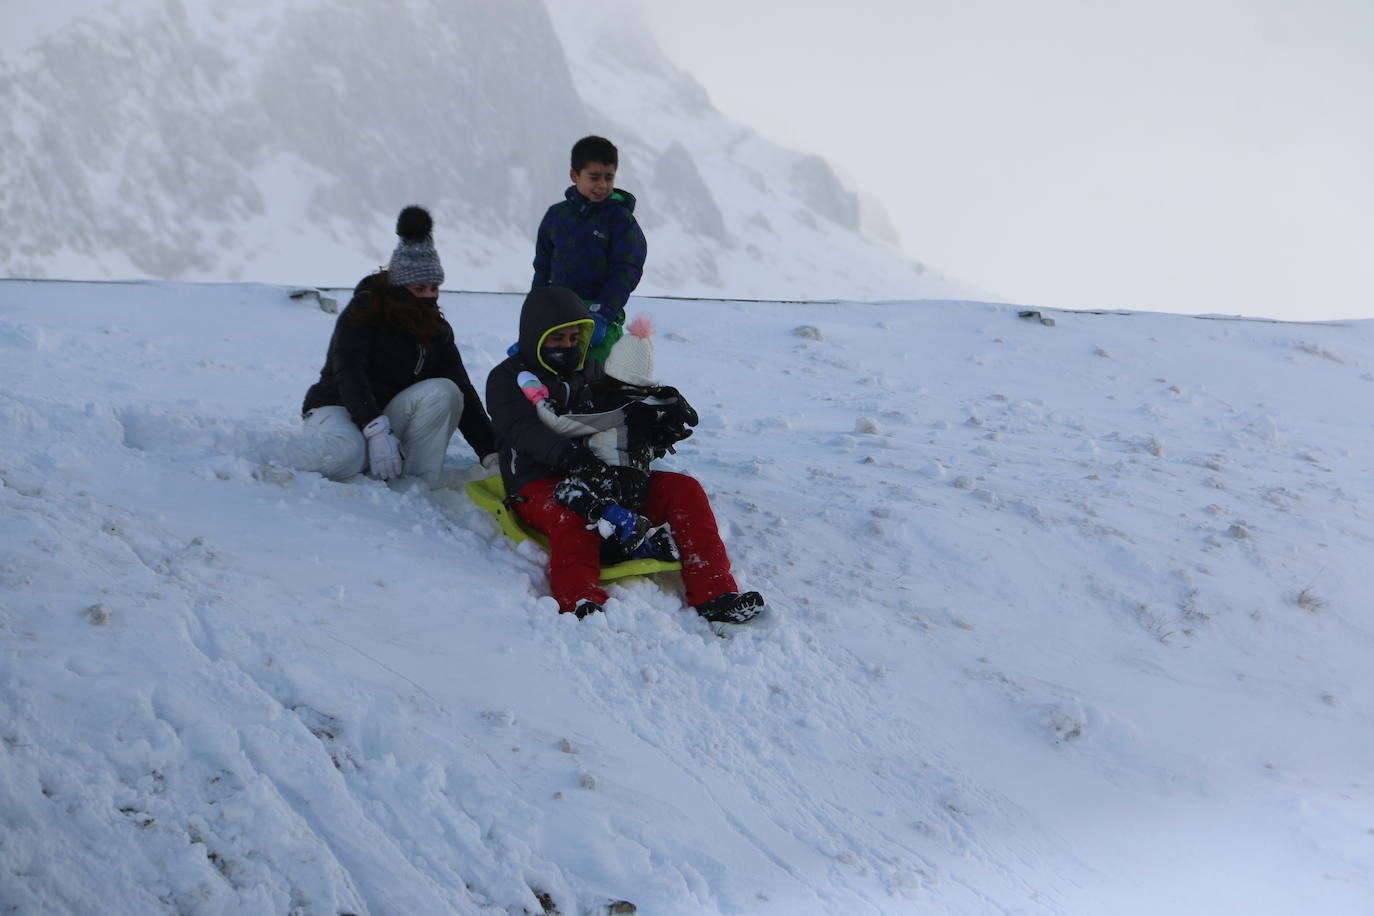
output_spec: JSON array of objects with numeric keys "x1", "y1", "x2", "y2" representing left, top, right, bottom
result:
[
  {"x1": 0, "y1": 277, "x2": 331, "y2": 293},
  {"x1": 1, "y1": 276, "x2": 1354, "y2": 326},
  {"x1": 0, "y1": 277, "x2": 855, "y2": 308},
  {"x1": 1034, "y1": 307, "x2": 1357, "y2": 327}
]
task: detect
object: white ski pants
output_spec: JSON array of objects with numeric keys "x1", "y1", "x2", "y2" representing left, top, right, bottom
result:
[{"x1": 298, "y1": 378, "x2": 466, "y2": 485}]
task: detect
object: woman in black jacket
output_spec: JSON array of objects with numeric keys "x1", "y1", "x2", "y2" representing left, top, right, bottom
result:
[{"x1": 299, "y1": 206, "x2": 496, "y2": 486}]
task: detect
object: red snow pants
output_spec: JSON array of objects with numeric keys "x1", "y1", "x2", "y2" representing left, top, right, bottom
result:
[{"x1": 515, "y1": 470, "x2": 740, "y2": 614}]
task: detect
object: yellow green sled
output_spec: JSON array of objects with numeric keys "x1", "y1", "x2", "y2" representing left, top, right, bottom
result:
[{"x1": 465, "y1": 476, "x2": 683, "y2": 582}]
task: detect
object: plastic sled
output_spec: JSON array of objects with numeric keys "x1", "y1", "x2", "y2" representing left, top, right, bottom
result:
[{"x1": 465, "y1": 476, "x2": 683, "y2": 581}]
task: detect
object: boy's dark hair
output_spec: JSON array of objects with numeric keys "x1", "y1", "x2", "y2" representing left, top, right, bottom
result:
[{"x1": 571, "y1": 136, "x2": 618, "y2": 172}]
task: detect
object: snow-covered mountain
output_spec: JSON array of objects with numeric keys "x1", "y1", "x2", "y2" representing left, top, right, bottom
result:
[
  {"x1": 0, "y1": 0, "x2": 969, "y2": 301},
  {"x1": 2, "y1": 278, "x2": 1371, "y2": 914}
]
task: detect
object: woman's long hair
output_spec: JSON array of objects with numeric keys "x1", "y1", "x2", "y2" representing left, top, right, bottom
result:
[{"x1": 347, "y1": 270, "x2": 450, "y2": 344}]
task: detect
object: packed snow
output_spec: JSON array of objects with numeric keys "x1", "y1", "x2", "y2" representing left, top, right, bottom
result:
[{"x1": 1, "y1": 279, "x2": 1371, "y2": 915}]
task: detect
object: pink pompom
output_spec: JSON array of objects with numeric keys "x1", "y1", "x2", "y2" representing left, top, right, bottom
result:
[{"x1": 625, "y1": 314, "x2": 654, "y2": 340}]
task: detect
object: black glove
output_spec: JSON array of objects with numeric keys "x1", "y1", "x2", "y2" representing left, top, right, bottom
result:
[
  {"x1": 661, "y1": 401, "x2": 698, "y2": 434},
  {"x1": 641, "y1": 387, "x2": 698, "y2": 452},
  {"x1": 653, "y1": 427, "x2": 692, "y2": 454},
  {"x1": 650, "y1": 387, "x2": 699, "y2": 430},
  {"x1": 562, "y1": 441, "x2": 601, "y2": 474},
  {"x1": 622, "y1": 400, "x2": 660, "y2": 428},
  {"x1": 560, "y1": 442, "x2": 616, "y2": 493}
]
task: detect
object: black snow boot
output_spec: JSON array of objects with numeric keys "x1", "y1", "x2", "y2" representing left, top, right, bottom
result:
[
  {"x1": 693, "y1": 591, "x2": 765, "y2": 624},
  {"x1": 574, "y1": 600, "x2": 605, "y2": 619}
]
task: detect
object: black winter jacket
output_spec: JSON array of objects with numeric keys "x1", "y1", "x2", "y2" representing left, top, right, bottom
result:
[
  {"x1": 485, "y1": 286, "x2": 602, "y2": 495},
  {"x1": 302, "y1": 275, "x2": 495, "y2": 459}
]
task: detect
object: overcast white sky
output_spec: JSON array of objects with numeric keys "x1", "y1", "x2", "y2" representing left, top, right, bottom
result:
[
  {"x1": 8, "y1": 0, "x2": 1371, "y2": 321},
  {"x1": 640, "y1": 0, "x2": 1373, "y2": 321}
]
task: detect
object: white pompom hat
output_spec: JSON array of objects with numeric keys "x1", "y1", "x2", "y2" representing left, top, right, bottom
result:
[{"x1": 603, "y1": 314, "x2": 657, "y2": 386}]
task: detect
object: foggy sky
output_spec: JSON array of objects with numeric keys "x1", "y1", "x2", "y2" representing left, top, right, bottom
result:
[
  {"x1": 642, "y1": 0, "x2": 1374, "y2": 321},
  {"x1": 10, "y1": 0, "x2": 1371, "y2": 320}
]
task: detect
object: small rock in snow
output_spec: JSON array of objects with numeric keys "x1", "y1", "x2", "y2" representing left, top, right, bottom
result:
[
  {"x1": 84, "y1": 603, "x2": 112, "y2": 625},
  {"x1": 1043, "y1": 703, "x2": 1087, "y2": 743},
  {"x1": 481, "y1": 708, "x2": 516, "y2": 727},
  {"x1": 856, "y1": 416, "x2": 882, "y2": 435},
  {"x1": 1133, "y1": 437, "x2": 1164, "y2": 457}
]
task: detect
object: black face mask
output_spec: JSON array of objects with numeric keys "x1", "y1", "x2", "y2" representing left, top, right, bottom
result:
[
  {"x1": 397, "y1": 288, "x2": 438, "y2": 309},
  {"x1": 540, "y1": 346, "x2": 579, "y2": 376}
]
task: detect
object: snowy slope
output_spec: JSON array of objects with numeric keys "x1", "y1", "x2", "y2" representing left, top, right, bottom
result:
[{"x1": 1, "y1": 279, "x2": 1372, "y2": 915}]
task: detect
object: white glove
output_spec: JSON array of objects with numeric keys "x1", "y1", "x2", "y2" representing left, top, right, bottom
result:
[
  {"x1": 362, "y1": 415, "x2": 404, "y2": 480},
  {"x1": 480, "y1": 452, "x2": 500, "y2": 473}
]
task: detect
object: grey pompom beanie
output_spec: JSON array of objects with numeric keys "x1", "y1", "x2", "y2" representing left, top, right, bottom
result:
[{"x1": 387, "y1": 206, "x2": 444, "y2": 287}]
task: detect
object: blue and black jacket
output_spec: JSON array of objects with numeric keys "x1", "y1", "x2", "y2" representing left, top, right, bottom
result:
[{"x1": 531, "y1": 186, "x2": 647, "y2": 320}]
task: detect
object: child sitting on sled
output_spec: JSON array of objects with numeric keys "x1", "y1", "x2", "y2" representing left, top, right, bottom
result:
[
  {"x1": 515, "y1": 315, "x2": 694, "y2": 564},
  {"x1": 485, "y1": 286, "x2": 764, "y2": 623}
]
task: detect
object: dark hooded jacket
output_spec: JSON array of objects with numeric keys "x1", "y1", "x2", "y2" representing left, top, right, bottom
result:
[
  {"x1": 531, "y1": 187, "x2": 646, "y2": 320},
  {"x1": 302, "y1": 273, "x2": 495, "y2": 459},
  {"x1": 485, "y1": 286, "x2": 605, "y2": 494}
]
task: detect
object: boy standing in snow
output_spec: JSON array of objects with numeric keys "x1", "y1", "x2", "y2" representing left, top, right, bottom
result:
[
  {"x1": 485, "y1": 287, "x2": 763, "y2": 624},
  {"x1": 531, "y1": 135, "x2": 647, "y2": 365},
  {"x1": 516, "y1": 314, "x2": 692, "y2": 563}
]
